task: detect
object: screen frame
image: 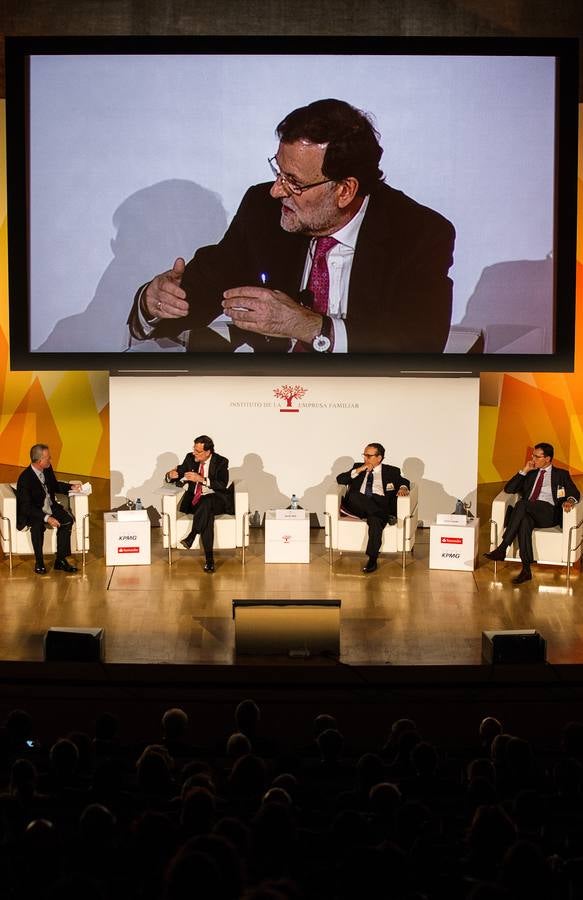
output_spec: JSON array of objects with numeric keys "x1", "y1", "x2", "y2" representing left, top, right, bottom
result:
[{"x1": 5, "y1": 34, "x2": 579, "y2": 375}]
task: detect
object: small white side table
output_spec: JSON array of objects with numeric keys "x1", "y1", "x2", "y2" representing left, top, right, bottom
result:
[
  {"x1": 265, "y1": 510, "x2": 310, "y2": 563},
  {"x1": 104, "y1": 510, "x2": 151, "y2": 566},
  {"x1": 429, "y1": 517, "x2": 480, "y2": 571}
]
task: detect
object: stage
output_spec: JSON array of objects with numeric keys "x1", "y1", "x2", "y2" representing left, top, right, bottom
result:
[
  {"x1": 1, "y1": 475, "x2": 583, "y2": 667},
  {"x1": 2, "y1": 470, "x2": 583, "y2": 748}
]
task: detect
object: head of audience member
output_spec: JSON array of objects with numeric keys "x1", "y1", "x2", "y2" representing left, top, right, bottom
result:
[
  {"x1": 262, "y1": 787, "x2": 292, "y2": 808},
  {"x1": 270, "y1": 774, "x2": 299, "y2": 804},
  {"x1": 382, "y1": 717, "x2": 417, "y2": 757},
  {"x1": 467, "y1": 758, "x2": 496, "y2": 785},
  {"x1": 355, "y1": 753, "x2": 385, "y2": 796},
  {"x1": 186, "y1": 834, "x2": 243, "y2": 900},
  {"x1": 228, "y1": 754, "x2": 266, "y2": 800},
  {"x1": 479, "y1": 716, "x2": 503, "y2": 751},
  {"x1": 49, "y1": 738, "x2": 79, "y2": 783},
  {"x1": 180, "y1": 786, "x2": 216, "y2": 837},
  {"x1": 9, "y1": 758, "x2": 37, "y2": 801},
  {"x1": 500, "y1": 839, "x2": 552, "y2": 899},
  {"x1": 466, "y1": 804, "x2": 517, "y2": 864},
  {"x1": 313, "y1": 713, "x2": 338, "y2": 738},
  {"x1": 411, "y1": 741, "x2": 439, "y2": 778},
  {"x1": 316, "y1": 728, "x2": 344, "y2": 763},
  {"x1": 368, "y1": 782, "x2": 402, "y2": 818},
  {"x1": 162, "y1": 707, "x2": 190, "y2": 742},
  {"x1": 79, "y1": 803, "x2": 116, "y2": 850},
  {"x1": 490, "y1": 733, "x2": 513, "y2": 766},
  {"x1": 234, "y1": 699, "x2": 261, "y2": 738},
  {"x1": 561, "y1": 720, "x2": 583, "y2": 759},
  {"x1": 226, "y1": 732, "x2": 252, "y2": 761},
  {"x1": 136, "y1": 746, "x2": 173, "y2": 796},
  {"x1": 94, "y1": 711, "x2": 119, "y2": 739}
]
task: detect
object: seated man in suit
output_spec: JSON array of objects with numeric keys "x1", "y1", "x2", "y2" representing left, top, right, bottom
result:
[
  {"x1": 16, "y1": 443, "x2": 82, "y2": 575},
  {"x1": 337, "y1": 443, "x2": 410, "y2": 574},
  {"x1": 165, "y1": 435, "x2": 232, "y2": 573},
  {"x1": 484, "y1": 442, "x2": 580, "y2": 584}
]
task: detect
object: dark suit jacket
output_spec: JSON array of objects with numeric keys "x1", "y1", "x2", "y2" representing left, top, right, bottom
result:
[
  {"x1": 337, "y1": 462, "x2": 410, "y2": 514},
  {"x1": 168, "y1": 452, "x2": 233, "y2": 516},
  {"x1": 16, "y1": 465, "x2": 71, "y2": 531},
  {"x1": 129, "y1": 182, "x2": 455, "y2": 354},
  {"x1": 505, "y1": 466, "x2": 580, "y2": 526}
]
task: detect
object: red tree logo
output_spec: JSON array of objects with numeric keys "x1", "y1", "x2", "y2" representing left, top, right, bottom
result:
[{"x1": 273, "y1": 384, "x2": 307, "y2": 413}]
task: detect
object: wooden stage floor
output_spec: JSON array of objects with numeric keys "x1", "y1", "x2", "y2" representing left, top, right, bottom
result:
[{"x1": 2, "y1": 473, "x2": 583, "y2": 668}]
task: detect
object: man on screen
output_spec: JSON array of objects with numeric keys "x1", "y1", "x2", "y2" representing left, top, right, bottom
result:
[
  {"x1": 128, "y1": 98, "x2": 455, "y2": 354},
  {"x1": 165, "y1": 435, "x2": 232, "y2": 573},
  {"x1": 484, "y1": 442, "x2": 580, "y2": 584},
  {"x1": 337, "y1": 443, "x2": 410, "y2": 573}
]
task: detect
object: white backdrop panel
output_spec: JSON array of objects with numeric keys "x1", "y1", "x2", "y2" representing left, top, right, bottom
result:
[{"x1": 109, "y1": 376, "x2": 479, "y2": 524}]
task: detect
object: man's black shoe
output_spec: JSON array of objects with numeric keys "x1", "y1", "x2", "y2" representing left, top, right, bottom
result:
[
  {"x1": 54, "y1": 559, "x2": 78, "y2": 573},
  {"x1": 484, "y1": 546, "x2": 507, "y2": 562},
  {"x1": 512, "y1": 567, "x2": 532, "y2": 585},
  {"x1": 180, "y1": 538, "x2": 192, "y2": 550},
  {"x1": 362, "y1": 558, "x2": 378, "y2": 574},
  {"x1": 34, "y1": 565, "x2": 47, "y2": 575},
  {"x1": 204, "y1": 559, "x2": 215, "y2": 573}
]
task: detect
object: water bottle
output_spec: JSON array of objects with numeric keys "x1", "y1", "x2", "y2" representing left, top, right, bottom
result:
[
  {"x1": 290, "y1": 494, "x2": 298, "y2": 510},
  {"x1": 135, "y1": 498, "x2": 143, "y2": 511}
]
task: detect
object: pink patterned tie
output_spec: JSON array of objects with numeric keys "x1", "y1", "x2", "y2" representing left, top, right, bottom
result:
[
  {"x1": 307, "y1": 236, "x2": 338, "y2": 315},
  {"x1": 191, "y1": 462, "x2": 205, "y2": 507},
  {"x1": 529, "y1": 469, "x2": 545, "y2": 501}
]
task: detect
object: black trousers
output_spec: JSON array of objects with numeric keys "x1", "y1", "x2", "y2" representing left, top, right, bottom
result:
[
  {"x1": 342, "y1": 491, "x2": 394, "y2": 559},
  {"x1": 29, "y1": 502, "x2": 74, "y2": 566},
  {"x1": 502, "y1": 499, "x2": 556, "y2": 565},
  {"x1": 186, "y1": 493, "x2": 228, "y2": 556}
]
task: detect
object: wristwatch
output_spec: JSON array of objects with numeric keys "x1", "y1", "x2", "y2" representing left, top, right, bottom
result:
[{"x1": 312, "y1": 315, "x2": 334, "y2": 352}]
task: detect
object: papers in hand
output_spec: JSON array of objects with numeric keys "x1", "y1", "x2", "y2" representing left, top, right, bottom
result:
[{"x1": 69, "y1": 482, "x2": 92, "y2": 495}]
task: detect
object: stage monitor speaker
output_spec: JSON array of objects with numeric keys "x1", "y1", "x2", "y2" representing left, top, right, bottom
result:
[
  {"x1": 44, "y1": 627, "x2": 105, "y2": 662},
  {"x1": 233, "y1": 600, "x2": 340, "y2": 657},
  {"x1": 482, "y1": 629, "x2": 546, "y2": 665}
]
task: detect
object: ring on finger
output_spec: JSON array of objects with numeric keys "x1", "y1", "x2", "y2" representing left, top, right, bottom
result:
[{"x1": 156, "y1": 300, "x2": 162, "y2": 311}]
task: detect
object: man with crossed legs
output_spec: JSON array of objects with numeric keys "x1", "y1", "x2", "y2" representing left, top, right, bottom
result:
[
  {"x1": 165, "y1": 435, "x2": 231, "y2": 573},
  {"x1": 484, "y1": 442, "x2": 579, "y2": 584}
]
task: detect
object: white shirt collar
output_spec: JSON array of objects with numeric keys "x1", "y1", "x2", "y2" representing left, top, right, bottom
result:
[{"x1": 326, "y1": 194, "x2": 370, "y2": 250}]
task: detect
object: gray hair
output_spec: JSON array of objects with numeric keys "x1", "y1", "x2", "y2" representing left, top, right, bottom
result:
[{"x1": 30, "y1": 444, "x2": 49, "y2": 463}]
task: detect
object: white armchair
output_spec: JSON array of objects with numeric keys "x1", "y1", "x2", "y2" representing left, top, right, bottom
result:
[
  {"x1": 161, "y1": 482, "x2": 249, "y2": 565},
  {"x1": 0, "y1": 483, "x2": 90, "y2": 572},
  {"x1": 489, "y1": 490, "x2": 583, "y2": 583},
  {"x1": 324, "y1": 483, "x2": 418, "y2": 569}
]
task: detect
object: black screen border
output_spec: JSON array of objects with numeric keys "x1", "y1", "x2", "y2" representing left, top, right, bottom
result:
[{"x1": 5, "y1": 34, "x2": 579, "y2": 375}]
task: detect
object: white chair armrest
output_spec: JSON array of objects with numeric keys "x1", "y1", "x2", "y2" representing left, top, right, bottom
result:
[
  {"x1": 233, "y1": 481, "x2": 249, "y2": 547},
  {"x1": 490, "y1": 491, "x2": 518, "y2": 547},
  {"x1": 0, "y1": 484, "x2": 18, "y2": 552},
  {"x1": 324, "y1": 484, "x2": 344, "y2": 549},
  {"x1": 69, "y1": 492, "x2": 89, "y2": 552},
  {"x1": 161, "y1": 487, "x2": 185, "y2": 548},
  {"x1": 561, "y1": 499, "x2": 583, "y2": 562}
]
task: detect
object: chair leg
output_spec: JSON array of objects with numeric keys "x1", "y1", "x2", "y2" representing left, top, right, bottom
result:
[{"x1": 1, "y1": 515, "x2": 13, "y2": 573}]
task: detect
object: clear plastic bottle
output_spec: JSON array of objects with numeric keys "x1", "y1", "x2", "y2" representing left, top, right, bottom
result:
[
  {"x1": 135, "y1": 498, "x2": 143, "y2": 510},
  {"x1": 290, "y1": 494, "x2": 298, "y2": 510}
]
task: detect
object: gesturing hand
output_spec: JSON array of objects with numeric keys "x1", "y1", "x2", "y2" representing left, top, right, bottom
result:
[
  {"x1": 223, "y1": 287, "x2": 321, "y2": 343},
  {"x1": 143, "y1": 258, "x2": 188, "y2": 320}
]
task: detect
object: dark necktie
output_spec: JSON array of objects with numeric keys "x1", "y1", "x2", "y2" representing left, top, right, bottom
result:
[
  {"x1": 191, "y1": 462, "x2": 205, "y2": 507},
  {"x1": 529, "y1": 469, "x2": 545, "y2": 501},
  {"x1": 307, "y1": 236, "x2": 338, "y2": 315},
  {"x1": 365, "y1": 470, "x2": 374, "y2": 497}
]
